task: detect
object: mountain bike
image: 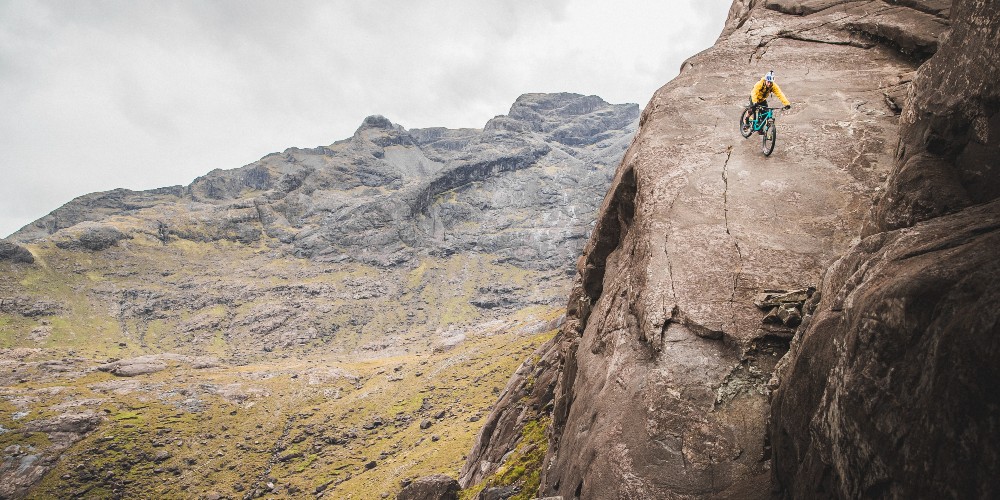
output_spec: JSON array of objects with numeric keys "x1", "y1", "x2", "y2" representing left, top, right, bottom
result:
[{"x1": 740, "y1": 103, "x2": 783, "y2": 156}]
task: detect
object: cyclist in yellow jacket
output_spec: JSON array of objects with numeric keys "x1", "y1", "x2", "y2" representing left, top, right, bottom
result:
[{"x1": 751, "y1": 70, "x2": 791, "y2": 133}]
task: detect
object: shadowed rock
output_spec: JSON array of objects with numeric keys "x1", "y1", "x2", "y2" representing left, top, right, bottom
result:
[
  {"x1": 53, "y1": 222, "x2": 129, "y2": 251},
  {"x1": 0, "y1": 240, "x2": 33, "y2": 263},
  {"x1": 459, "y1": 338, "x2": 559, "y2": 487},
  {"x1": 769, "y1": 0, "x2": 1000, "y2": 497},
  {"x1": 396, "y1": 474, "x2": 460, "y2": 500}
]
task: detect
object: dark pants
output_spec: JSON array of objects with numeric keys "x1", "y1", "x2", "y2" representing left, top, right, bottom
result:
[{"x1": 753, "y1": 99, "x2": 769, "y2": 120}]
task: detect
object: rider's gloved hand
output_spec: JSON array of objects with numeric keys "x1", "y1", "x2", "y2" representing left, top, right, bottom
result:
[{"x1": 783, "y1": 105, "x2": 791, "y2": 110}]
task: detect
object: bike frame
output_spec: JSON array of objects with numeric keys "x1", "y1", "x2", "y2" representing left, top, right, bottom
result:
[{"x1": 749, "y1": 106, "x2": 782, "y2": 131}]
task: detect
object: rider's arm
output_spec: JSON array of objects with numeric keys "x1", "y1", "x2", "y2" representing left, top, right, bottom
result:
[{"x1": 771, "y1": 83, "x2": 791, "y2": 106}]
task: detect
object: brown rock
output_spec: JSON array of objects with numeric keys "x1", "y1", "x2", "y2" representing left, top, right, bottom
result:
[
  {"x1": 528, "y1": 1, "x2": 947, "y2": 498},
  {"x1": 769, "y1": 1, "x2": 1000, "y2": 498}
]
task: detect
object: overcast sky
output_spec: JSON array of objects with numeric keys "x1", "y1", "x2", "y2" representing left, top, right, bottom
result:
[{"x1": 0, "y1": 0, "x2": 733, "y2": 238}]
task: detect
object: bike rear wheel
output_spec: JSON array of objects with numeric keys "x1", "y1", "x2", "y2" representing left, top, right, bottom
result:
[
  {"x1": 762, "y1": 119, "x2": 776, "y2": 156},
  {"x1": 740, "y1": 108, "x2": 753, "y2": 138}
]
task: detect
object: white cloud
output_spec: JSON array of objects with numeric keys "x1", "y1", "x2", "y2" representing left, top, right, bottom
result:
[{"x1": 0, "y1": 0, "x2": 732, "y2": 238}]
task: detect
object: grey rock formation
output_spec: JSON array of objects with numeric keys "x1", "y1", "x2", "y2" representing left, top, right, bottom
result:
[
  {"x1": 2, "y1": 93, "x2": 636, "y2": 364},
  {"x1": 13, "y1": 186, "x2": 185, "y2": 242},
  {"x1": 769, "y1": 0, "x2": 1000, "y2": 497},
  {"x1": 396, "y1": 474, "x2": 460, "y2": 500},
  {"x1": 463, "y1": 2, "x2": 974, "y2": 499},
  {"x1": 0, "y1": 412, "x2": 103, "y2": 499}
]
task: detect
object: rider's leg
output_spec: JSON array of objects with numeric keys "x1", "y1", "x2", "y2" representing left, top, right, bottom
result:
[{"x1": 757, "y1": 99, "x2": 769, "y2": 134}]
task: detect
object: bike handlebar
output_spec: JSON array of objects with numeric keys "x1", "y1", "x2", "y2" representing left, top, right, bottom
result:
[{"x1": 743, "y1": 103, "x2": 789, "y2": 110}]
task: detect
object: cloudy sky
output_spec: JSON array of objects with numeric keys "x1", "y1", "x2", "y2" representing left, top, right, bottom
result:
[{"x1": 1, "y1": 0, "x2": 733, "y2": 238}]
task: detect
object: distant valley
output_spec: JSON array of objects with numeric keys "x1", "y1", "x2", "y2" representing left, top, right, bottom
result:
[{"x1": 0, "y1": 92, "x2": 638, "y2": 499}]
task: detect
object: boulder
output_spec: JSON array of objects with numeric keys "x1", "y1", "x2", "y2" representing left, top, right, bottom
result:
[
  {"x1": 396, "y1": 474, "x2": 460, "y2": 500},
  {"x1": 97, "y1": 356, "x2": 168, "y2": 377},
  {"x1": 23, "y1": 412, "x2": 102, "y2": 435},
  {"x1": 0, "y1": 240, "x2": 33, "y2": 263},
  {"x1": 54, "y1": 222, "x2": 128, "y2": 251}
]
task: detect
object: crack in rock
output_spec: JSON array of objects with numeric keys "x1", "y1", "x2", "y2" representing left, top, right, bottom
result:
[{"x1": 721, "y1": 147, "x2": 744, "y2": 337}]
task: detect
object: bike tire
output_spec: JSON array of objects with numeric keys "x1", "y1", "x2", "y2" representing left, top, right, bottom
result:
[
  {"x1": 762, "y1": 120, "x2": 776, "y2": 156},
  {"x1": 740, "y1": 108, "x2": 753, "y2": 138}
]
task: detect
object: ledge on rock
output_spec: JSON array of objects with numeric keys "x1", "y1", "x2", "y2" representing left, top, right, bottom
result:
[{"x1": 764, "y1": 0, "x2": 856, "y2": 16}]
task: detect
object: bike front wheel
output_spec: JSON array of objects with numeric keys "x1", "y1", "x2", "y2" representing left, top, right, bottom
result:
[
  {"x1": 762, "y1": 120, "x2": 776, "y2": 156},
  {"x1": 740, "y1": 108, "x2": 753, "y2": 138}
]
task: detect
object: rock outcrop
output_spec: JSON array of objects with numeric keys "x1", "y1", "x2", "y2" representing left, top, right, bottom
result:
[
  {"x1": 0, "y1": 240, "x2": 33, "y2": 264},
  {"x1": 396, "y1": 474, "x2": 460, "y2": 500},
  {"x1": 461, "y1": 1, "x2": 994, "y2": 499},
  {"x1": 768, "y1": 0, "x2": 1000, "y2": 497},
  {"x1": 0, "y1": 412, "x2": 103, "y2": 499},
  {"x1": 52, "y1": 222, "x2": 129, "y2": 251}
]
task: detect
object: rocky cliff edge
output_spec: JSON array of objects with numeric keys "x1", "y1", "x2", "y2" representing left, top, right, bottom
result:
[{"x1": 462, "y1": 1, "x2": 998, "y2": 498}]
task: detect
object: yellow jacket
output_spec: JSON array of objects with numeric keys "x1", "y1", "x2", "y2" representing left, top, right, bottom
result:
[{"x1": 751, "y1": 78, "x2": 790, "y2": 106}]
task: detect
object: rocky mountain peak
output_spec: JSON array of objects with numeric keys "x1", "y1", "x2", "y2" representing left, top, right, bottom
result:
[{"x1": 357, "y1": 114, "x2": 396, "y2": 131}]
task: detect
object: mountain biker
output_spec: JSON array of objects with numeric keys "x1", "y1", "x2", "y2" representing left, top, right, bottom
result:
[{"x1": 751, "y1": 70, "x2": 791, "y2": 133}]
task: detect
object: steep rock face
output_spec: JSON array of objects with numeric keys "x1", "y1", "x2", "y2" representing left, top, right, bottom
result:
[
  {"x1": 769, "y1": 1, "x2": 999, "y2": 497},
  {"x1": 13, "y1": 93, "x2": 638, "y2": 271},
  {"x1": 462, "y1": 2, "x2": 957, "y2": 498}
]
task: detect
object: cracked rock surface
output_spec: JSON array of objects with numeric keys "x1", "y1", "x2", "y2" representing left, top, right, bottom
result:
[{"x1": 466, "y1": 2, "x2": 956, "y2": 498}]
